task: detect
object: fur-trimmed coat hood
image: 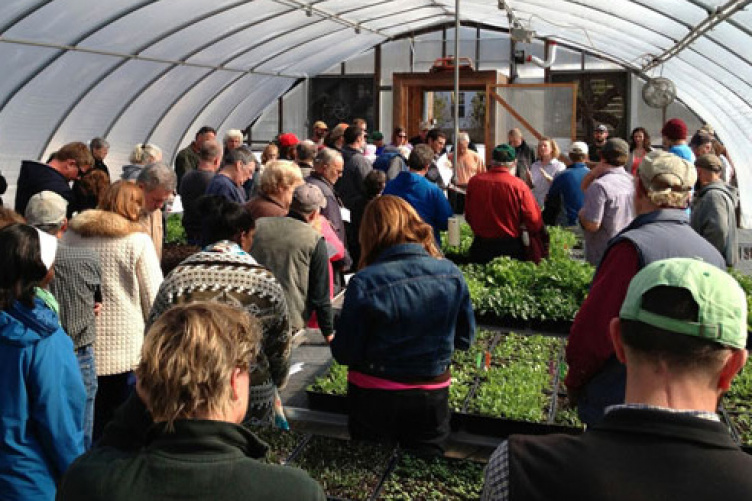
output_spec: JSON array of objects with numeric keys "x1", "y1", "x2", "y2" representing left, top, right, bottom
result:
[{"x1": 68, "y1": 209, "x2": 145, "y2": 238}]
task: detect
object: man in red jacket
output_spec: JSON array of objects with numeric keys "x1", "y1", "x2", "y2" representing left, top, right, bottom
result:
[{"x1": 465, "y1": 144, "x2": 542, "y2": 264}]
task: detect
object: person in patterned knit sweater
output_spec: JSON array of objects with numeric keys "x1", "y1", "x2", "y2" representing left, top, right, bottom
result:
[{"x1": 147, "y1": 197, "x2": 292, "y2": 427}]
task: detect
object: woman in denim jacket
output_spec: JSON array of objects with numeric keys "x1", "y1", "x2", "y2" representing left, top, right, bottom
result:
[{"x1": 331, "y1": 195, "x2": 475, "y2": 455}]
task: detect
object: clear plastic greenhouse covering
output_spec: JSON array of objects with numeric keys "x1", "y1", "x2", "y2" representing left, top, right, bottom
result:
[{"x1": 0, "y1": 0, "x2": 750, "y2": 223}]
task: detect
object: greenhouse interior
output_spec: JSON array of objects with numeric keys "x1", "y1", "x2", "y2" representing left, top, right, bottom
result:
[{"x1": 2, "y1": 1, "x2": 752, "y2": 500}]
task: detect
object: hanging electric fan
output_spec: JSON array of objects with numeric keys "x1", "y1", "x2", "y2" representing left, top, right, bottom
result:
[{"x1": 642, "y1": 77, "x2": 677, "y2": 109}]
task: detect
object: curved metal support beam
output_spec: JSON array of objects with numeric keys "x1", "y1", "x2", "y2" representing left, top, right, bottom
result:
[
  {"x1": 0, "y1": 0, "x2": 53, "y2": 33},
  {"x1": 0, "y1": 0, "x2": 154, "y2": 116},
  {"x1": 642, "y1": 0, "x2": 752, "y2": 72}
]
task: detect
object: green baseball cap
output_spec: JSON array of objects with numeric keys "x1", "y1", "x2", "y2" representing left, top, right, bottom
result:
[
  {"x1": 620, "y1": 258, "x2": 747, "y2": 349},
  {"x1": 492, "y1": 144, "x2": 516, "y2": 163}
]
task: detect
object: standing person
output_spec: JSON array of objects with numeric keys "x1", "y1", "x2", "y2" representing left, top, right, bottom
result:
[
  {"x1": 484, "y1": 258, "x2": 752, "y2": 501},
  {"x1": 246, "y1": 160, "x2": 303, "y2": 220},
  {"x1": 15, "y1": 141, "x2": 94, "y2": 217},
  {"x1": 349, "y1": 170, "x2": 387, "y2": 268},
  {"x1": 390, "y1": 126, "x2": 410, "y2": 149},
  {"x1": 58, "y1": 303, "x2": 326, "y2": 501},
  {"x1": 121, "y1": 143, "x2": 162, "y2": 181},
  {"x1": 296, "y1": 140, "x2": 317, "y2": 179},
  {"x1": 310, "y1": 120, "x2": 328, "y2": 146},
  {"x1": 324, "y1": 123, "x2": 348, "y2": 152},
  {"x1": 335, "y1": 125, "x2": 372, "y2": 210},
  {"x1": 369, "y1": 131, "x2": 386, "y2": 156},
  {"x1": 465, "y1": 145, "x2": 543, "y2": 264},
  {"x1": 383, "y1": 144, "x2": 453, "y2": 246},
  {"x1": 409, "y1": 120, "x2": 432, "y2": 147},
  {"x1": 25, "y1": 192, "x2": 102, "y2": 451},
  {"x1": 447, "y1": 132, "x2": 485, "y2": 213},
  {"x1": 64, "y1": 181, "x2": 163, "y2": 439},
  {"x1": 530, "y1": 137, "x2": 566, "y2": 208},
  {"x1": 223, "y1": 129, "x2": 243, "y2": 154},
  {"x1": 251, "y1": 184, "x2": 334, "y2": 342},
  {"x1": 70, "y1": 169, "x2": 110, "y2": 215},
  {"x1": 579, "y1": 138, "x2": 635, "y2": 266},
  {"x1": 306, "y1": 148, "x2": 350, "y2": 272},
  {"x1": 424, "y1": 129, "x2": 448, "y2": 189},
  {"x1": 89, "y1": 137, "x2": 111, "y2": 180},
  {"x1": 205, "y1": 149, "x2": 254, "y2": 204},
  {"x1": 691, "y1": 154, "x2": 738, "y2": 267},
  {"x1": 627, "y1": 127, "x2": 652, "y2": 175},
  {"x1": 174, "y1": 126, "x2": 216, "y2": 185},
  {"x1": 587, "y1": 124, "x2": 609, "y2": 162},
  {"x1": 661, "y1": 118, "x2": 694, "y2": 162},
  {"x1": 566, "y1": 151, "x2": 724, "y2": 426},
  {"x1": 136, "y1": 162, "x2": 177, "y2": 261},
  {"x1": 0, "y1": 224, "x2": 85, "y2": 500},
  {"x1": 148, "y1": 200, "x2": 292, "y2": 428},
  {"x1": 507, "y1": 128, "x2": 534, "y2": 187},
  {"x1": 277, "y1": 133, "x2": 300, "y2": 162},
  {"x1": 543, "y1": 142, "x2": 590, "y2": 227},
  {"x1": 331, "y1": 196, "x2": 475, "y2": 455},
  {"x1": 179, "y1": 138, "x2": 222, "y2": 244}
]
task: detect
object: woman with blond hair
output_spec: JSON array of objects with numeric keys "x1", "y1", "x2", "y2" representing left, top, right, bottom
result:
[
  {"x1": 245, "y1": 160, "x2": 303, "y2": 219},
  {"x1": 64, "y1": 181, "x2": 163, "y2": 439},
  {"x1": 331, "y1": 195, "x2": 475, "y2": 455},
  {"x1": 530, "y1": 136, "x2": 565, "y2": 208},
  {"x1": 121, "y1": 143, "x2": 162, "y2": 181}
]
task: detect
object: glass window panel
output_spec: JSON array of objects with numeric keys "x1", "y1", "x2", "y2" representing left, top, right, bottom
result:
[
  {"x1": 479, "y1": 31, "x2": 511, "y2": 66},
  {"x1": 281, "y1": 83, "x2": 308, "y2": 140},
  {"x1": 345, "y1": 49, "x2": 375, "y2": 75},
  {"x1": 251, "y1": 99, "x2": 280, "y2": 146},
  {"x1": 444, "y1": 27, "x2": 478, "y2": 62},
  {"x1": 380, "y1": 91, "x2": 393, "y2": 139},
  {"x1": 381, "y1": 39, "x2": 412, "y2": 85}
]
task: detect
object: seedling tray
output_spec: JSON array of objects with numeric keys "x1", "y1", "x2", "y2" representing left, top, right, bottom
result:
[
  {"x1": 307, "y1": 390, "x2": 349, "y2": 414},
  {"x1": 290, "y1": 435, "x2": 396, "y2": 501}
]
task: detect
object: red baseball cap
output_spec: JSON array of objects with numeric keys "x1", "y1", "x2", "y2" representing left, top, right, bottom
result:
[{"x1": 278, "y1": 133, "x2": 300, "y2": 148}]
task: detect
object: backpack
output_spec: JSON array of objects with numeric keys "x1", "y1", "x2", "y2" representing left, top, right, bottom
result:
[{"x1": 373, "y1": 151, "x2": 406, "y2": 174}]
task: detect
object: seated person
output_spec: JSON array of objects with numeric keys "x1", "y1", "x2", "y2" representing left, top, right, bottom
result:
[{"x1": 58, "y1": 302, "x2": 325, "y2": 501}]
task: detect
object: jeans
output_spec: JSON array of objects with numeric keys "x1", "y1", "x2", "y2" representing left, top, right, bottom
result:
[
  {"x1": 577, "y1": 356, "x2": 626, "y2": 427},
  {"x1": 76, "y1": 344, "x2": 98, "y2": 450}
]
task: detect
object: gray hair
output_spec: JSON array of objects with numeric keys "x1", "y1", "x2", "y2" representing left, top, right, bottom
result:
[
  {"x1": 223, "y1": 148, "x2": 251, "y2": 167},
  {"x1": 90, "y1": 137, "x2": 109, "y2": 150},
  {"x1": 199, "y1": 139, "x2": 222, "y2": 162},
  {"x1": 313, "y1": 147, "x2": 342, "y2": 168},
  {"x1": 297, "y1": 140, "x2": 317, "y2": 162},
  {"x1": 137, "y1": 162, "x2": 177, "y2": 192},
  {"x1": 457, "y1": 132, "x2": 470, "y2": 144}
]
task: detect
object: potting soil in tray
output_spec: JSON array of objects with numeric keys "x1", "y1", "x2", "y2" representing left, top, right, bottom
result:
[
  {"x1": 254, "y1": 427, "x2": 308, "y2": 464},
  {"x1": 375, "y1": 453, "x2": 485, "y2": 501},
  {"x1": 291, "y1": 435, "x2": 395, "y2": 500}
]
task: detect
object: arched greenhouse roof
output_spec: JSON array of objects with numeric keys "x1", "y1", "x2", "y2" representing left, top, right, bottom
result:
[{"x1": 1, "y1": 0, "x2": 750, "y2": 222}]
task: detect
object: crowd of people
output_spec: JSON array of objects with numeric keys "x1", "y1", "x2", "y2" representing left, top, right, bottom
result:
[{"x1": 0, "y1": 115, "x2": 748, "y2": 500}]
